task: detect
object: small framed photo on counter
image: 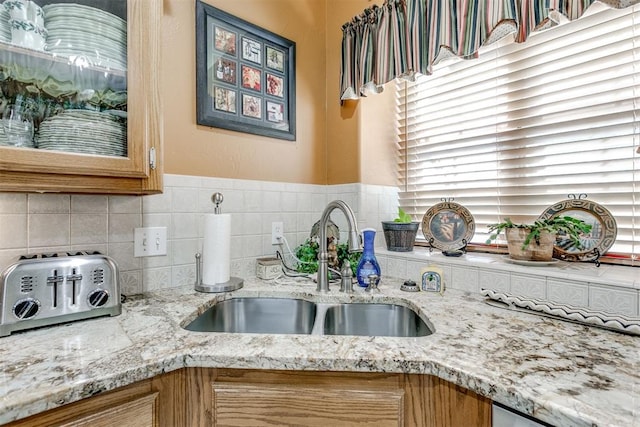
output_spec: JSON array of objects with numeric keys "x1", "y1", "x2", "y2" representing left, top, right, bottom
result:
[{"x1": 196, "y1": 1, "x2": 296, "y2": 141}]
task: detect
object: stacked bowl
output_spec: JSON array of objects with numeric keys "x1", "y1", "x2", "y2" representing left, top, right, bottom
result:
[{"x1": 3, "y1": 0, "x2": 46, "y2": 51}]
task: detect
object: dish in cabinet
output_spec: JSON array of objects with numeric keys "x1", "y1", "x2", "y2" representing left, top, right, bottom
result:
[{"x1": 0, "y1": 0, "x2": 128, "y2": 156}]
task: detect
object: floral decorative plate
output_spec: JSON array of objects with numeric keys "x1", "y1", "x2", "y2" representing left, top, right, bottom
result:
[
  {"x1": 421, "y1": 201, "x2": 475, "y2": 252},
  {"x1": 538, "y1": 195, "x2": 617, "y2": 262}
]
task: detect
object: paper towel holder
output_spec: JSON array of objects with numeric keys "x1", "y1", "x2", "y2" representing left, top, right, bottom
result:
[
  {"x1": 212, "y1": 192, "x2": 223, "y2": 213},
  {"x1": 194, "y1": 253, "x2": 244, "y2": 293}
]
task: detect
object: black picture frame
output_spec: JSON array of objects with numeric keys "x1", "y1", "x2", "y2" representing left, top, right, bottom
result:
[{"x1": 196, "y1": 1, "x2": 296, "y2": 141}]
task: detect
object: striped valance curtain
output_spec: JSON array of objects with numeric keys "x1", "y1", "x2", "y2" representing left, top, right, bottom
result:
[{"x1": 340, "y1": 0, "x2": 640, "y2": 100}]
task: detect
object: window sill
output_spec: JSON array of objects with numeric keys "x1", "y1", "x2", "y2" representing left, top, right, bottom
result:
[
  {"x1": 377, "y1": 247, "x2": 640, "y2": 292},
  {"x1": 377, "y1": 247, "x2": 640, "y2": 318}
]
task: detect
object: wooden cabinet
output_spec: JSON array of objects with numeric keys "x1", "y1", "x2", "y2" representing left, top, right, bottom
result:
[
  {"x1": 5, "y1": 368, "x2": 492, "y2": 427},
  {"x1": 156, "y1": 368, "x2": 492, "y2": 427},
  {"x1": 0, "y1": 0, "x2": 162, "y2": 195},
  {"x1": 5, "y1": 379, "x2": 158, "y2": 427}
]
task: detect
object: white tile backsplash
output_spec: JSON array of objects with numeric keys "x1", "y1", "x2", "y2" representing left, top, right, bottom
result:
[
  {"x1": 479, "y1": 269, "x2": 510, "y2": 293},
  {"x1": 108, "y1": 214, "x2": 140, "y2": 243},
  {"x1": 171, "y1": 213, "x2": 199, "y2": 239},
  {"x1": 70, "y1": 214, "x2": 108, "y2": 245},
  {"x1": 0, "y1": 193, "x2": 26, "y2": 213},
  {"x1": 509, "y1": 274, "x2": 547, "y2": 299},
  {"x1": 547, "y1": 279, "x2": 589, "y2": 306},
  {"x1": 171, "y1": 187, "x2": 199, "y2": 213},
  {"x1": 172, "y1": 264, "x2": 196, "y2": 288},
  {"x1": 120, "y1": 270, "x2": 142, "y2": 295},
  {"x1": 171, "y1": 239, "x2": 198, "y2": 266},
  {"x1": 71, "y1": 195, "x2": 108, "y2": 213},
  {"x1": 143, "y1": 192, "x2": 172, "y2": 214},
  {"x1": 29, "y1": 214, "x2": 69, "y2": 247},
  {"x1": 1, "y1": 174, "x2": 638, "y2": 320},
  {"x1": 108, "y1": 195, "x2": 141, "y2": 214},
  {"x1": 386, "y1": 256, "x2": 408, "y2": 279},
  {"x1": 451, "y1": 266, "x2": 479, "y2": 293},
  {"x1": 0, "y1": 214, "x2": 27, "y2": 248},
  {"x1": 589, "y1": 285, "x2": 638, "y2": 316},
  {"x1": 28, "y1": 194, "x2": 70, "y2": 214}
]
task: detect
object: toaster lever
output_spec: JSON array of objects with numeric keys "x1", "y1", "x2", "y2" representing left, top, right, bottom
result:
[
  {"x1": 47, "y1": 271, "x2": 64, "y2": 308},
  {"x1": 67, "y1": 270, "x2": 83, "y2": 305}
]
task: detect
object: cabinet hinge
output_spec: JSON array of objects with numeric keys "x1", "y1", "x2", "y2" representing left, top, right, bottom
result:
[{"x1": 149, "y1": 147, "x2": 156, "y2": 170}]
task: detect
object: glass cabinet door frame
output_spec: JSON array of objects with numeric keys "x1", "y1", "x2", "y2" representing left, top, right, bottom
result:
[{"x1": 0, "y1": 0, "x2": 162, "y2": 194}]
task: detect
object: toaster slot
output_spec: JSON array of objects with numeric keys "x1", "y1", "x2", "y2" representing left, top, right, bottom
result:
[
  {"x1": 66, "y1": 268, "x2": 83, "y2": 306},
  {"x1": 46, "y1": 270, "x2": 64, "y2": 308}
]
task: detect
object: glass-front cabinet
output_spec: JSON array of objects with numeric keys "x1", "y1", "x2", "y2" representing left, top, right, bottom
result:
[{"x1": 0, "y1": 0, "x2": 162, "y2": 194}]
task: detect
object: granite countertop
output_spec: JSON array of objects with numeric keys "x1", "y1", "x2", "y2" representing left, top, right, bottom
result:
[{"x1": 0, "y1": 277, "x2": 638, "y2": 426}]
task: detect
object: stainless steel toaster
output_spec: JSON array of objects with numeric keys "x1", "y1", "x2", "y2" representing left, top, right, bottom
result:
[{"x1": 0, "y1": 251, "x2": 121, "y2": 337}]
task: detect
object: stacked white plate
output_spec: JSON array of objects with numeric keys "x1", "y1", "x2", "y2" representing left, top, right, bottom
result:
[
  {"x1": 36, "y1": 109, "x2": 126, "y2": 156},
  {"x1": 0, "y1": 124, "x2": 10, "y2": 146},
  {"x1": 43, "y1": 3, "x2": 126, "y2": 70},
  {"x1": 0, "y1": 7, "x2": 11, "y2": 42}
]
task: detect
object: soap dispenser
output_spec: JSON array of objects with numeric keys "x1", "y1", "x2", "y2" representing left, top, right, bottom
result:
[{"x1": 356, "y1": 228, "x2": 381, "y2": 287}]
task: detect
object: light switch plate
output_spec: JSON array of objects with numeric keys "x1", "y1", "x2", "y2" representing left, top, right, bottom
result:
[{"x1": 134, "y1": 227, "x2": 167, "y2": 257}]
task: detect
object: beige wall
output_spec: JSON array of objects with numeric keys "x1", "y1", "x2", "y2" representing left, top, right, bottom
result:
[
  {"x1": 162, "y1": 0, "x2": 396, "y2": 187},
  {"x1": 324, "y1": 0, "x2": 396, "y2": 187}
]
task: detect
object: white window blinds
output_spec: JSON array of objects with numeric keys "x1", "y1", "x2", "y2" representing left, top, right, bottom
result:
[{"x1": 397, "y1": 4, "x2": 639, "y2": 257}]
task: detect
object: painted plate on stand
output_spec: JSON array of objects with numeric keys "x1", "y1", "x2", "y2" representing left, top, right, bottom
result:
[
  {"x1": 421, "y1": 200, "x2": 475, "y2": 252},
  {"x1": 538, "y1": 195, "x2": 616, "y2": 263}
]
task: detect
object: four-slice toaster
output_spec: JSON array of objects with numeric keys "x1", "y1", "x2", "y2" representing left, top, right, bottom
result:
[{"x1": 0, "y1": 251, "x2": 121, "y2": 337}]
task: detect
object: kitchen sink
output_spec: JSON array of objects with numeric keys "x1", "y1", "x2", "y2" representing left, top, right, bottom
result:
[
  {"x1": 184, "y1": 297, "x2": 317, "y2": 334},
  {"x1": 322, "y1": 303, "x2": 433, "y2": 337},
  {"x1": 184, "y1": 297, "x2": 433, "y2": 337}
]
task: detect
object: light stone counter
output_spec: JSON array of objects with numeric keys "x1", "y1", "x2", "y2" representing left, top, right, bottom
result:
[{"x1": 0, "y1": 277, "x2": 638, "y2": 426}]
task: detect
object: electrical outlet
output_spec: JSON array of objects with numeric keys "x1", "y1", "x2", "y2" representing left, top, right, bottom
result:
[
  {"x1": 271, "y1": 222, "x2": 284, "y2": 245},
  {"x1": 134, "y1": 227, "x2": 167, "y2": 257}
]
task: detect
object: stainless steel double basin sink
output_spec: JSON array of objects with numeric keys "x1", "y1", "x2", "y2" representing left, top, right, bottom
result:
[{"x1": 184, "y1": 297, "x2": 433, "y2": 337}]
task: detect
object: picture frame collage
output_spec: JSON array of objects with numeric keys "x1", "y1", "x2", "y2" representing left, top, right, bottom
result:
[{"x1": 196, "y1": 1, "x2": 296, "y2": 141}]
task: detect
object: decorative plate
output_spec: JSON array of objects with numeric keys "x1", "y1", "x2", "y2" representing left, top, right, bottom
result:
[
  {"x1": 538, "y1": 195, "x2": 617, "y2": 262},
  {"x1": 421, "y1": 200, "x2": 475, "y2": 252}
]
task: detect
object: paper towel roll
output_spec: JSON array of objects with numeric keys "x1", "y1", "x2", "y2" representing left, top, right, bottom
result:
[{"x1": 202, "y1": 213, "x2": 231, "y2": 285}]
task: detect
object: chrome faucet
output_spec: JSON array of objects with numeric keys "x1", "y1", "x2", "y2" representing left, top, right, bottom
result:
[{"x1": 317, "y1": 200, "x2": 361, "y2": 292}]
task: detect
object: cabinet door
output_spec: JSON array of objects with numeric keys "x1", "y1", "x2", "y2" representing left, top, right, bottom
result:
[
  {"x1": 58, "y1": 392, "x2": 158, "y2": 427},
  {"x1": 205, "y1": 369, "x2": 492, "y2": 427},
  {"x1": 5, "y1": 381, "x2": 158, "y2": 427},
  {"x1": 212, "y1": 382, "x2": 405, "y2": 426},
  {"x1": 0, "y1": 0, "x2": 162, "y2": 194}
]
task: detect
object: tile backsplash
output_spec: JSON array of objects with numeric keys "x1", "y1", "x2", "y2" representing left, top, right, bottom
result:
[
  {"x1": 0, "y1": 174, "x2": 398, "y2": 295},
  {"x1": 1, "y1": 173, "x2": 638, "y2": 317}
]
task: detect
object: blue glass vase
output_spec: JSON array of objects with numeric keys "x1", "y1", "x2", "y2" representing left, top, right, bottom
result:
[{"x1": 356, "y1": 228, "x2": 382, "y2": 287}]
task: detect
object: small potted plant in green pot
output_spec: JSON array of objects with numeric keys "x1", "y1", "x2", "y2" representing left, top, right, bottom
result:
[
  {"x1": 381, "y1": 208, "x2": 420, "y2": 252},
  {"x1": 486, "y1": 216, "x2": 592, "y2": 261}
]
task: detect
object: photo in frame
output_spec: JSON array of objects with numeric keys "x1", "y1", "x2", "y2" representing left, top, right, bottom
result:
[{"x1": 196, "y1": 0, "x2": 296, "y2": 141}]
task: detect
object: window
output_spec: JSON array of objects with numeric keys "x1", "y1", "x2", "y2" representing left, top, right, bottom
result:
[{"x1": 397, "y1": 4, "x2": 639, "y2": 261}]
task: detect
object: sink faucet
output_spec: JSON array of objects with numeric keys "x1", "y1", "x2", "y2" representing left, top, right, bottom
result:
[{"x1": 317, "y1": 200, "x2": 361, "y2": 292}]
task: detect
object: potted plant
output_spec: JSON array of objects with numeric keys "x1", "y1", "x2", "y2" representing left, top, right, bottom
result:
[
  {"x1": 381, "y1": 208, "x2": 420, "y2": 252},
  {"x1": 486, "y1": 216, "x2": 592, "y2": 261},
  {"x1": 294, "y1": 239, "x2": 360, "y2": 276}
]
